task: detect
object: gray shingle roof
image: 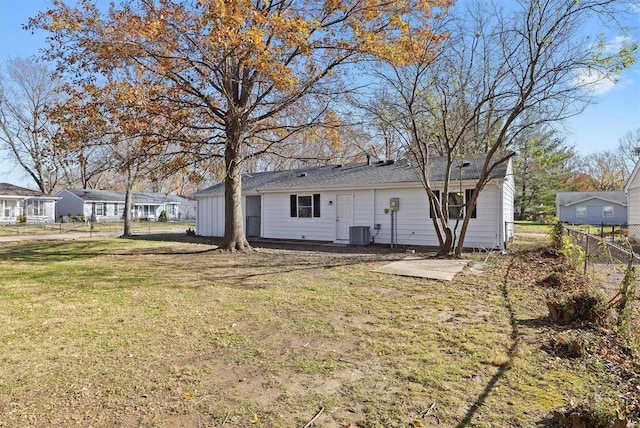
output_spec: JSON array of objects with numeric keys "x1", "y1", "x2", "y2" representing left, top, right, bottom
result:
[
  {"x1": 65, "y1": 189, "x2": 178, "y2": 205},
  {"x1": 195, "y1": 153, "x2": 512, "y2": 196},
  {"x1": 0, "y1": 183, "x2": 51, "y2": 197}
]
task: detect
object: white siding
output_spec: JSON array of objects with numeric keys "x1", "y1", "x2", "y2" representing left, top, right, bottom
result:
[
  {"x1": 628, "y1": 171, "x2": 640, "y2": 229},
  {"x1": 263, "y1": 192, "x2": 336, "y2": 241},
  {"x1": 371, "y1": 186, "x2": 502, "y2": 249},
  {"x1": 195, "y1": 181, "x2": 505, "y2": 249},
  {"x1": 459, "y1": 185, "x2": 501, "y2": 249},
  {"x1": 196, "y1": 195, "x2": 224, "y2": 237},
  {"x1": 502, "y1": 160, "x2": 516, "y2": 245}
]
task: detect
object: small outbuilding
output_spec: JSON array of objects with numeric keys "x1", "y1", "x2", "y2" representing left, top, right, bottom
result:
[
  {"x1": 195, "y1": 153, "x2": 516, "y2": 250},
  {"x1": 555, "y1": 191, "x2": 626, "y2": 225}
]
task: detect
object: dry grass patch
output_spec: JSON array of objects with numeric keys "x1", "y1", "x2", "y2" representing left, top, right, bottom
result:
[{"x1": 0, "y1": 235, "x2": 631, "y2": 427}]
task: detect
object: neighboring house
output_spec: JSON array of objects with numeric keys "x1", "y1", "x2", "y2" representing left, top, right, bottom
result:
[
  {"x1": 195, "y1": 153, "x2": 516, "y2": 250},
  {"x1": 625, "y1": 161, "x2": 640, "y2": 239},
  {"x1": 0, "y1": 183, "x2": 58, "y2": 223},
  {"x1": 555, "y1": 191, "x2": 627, "y2": 225},
  {"x1": 169, "y1": 195, "x2": 197, "y2": 220},
  {"x1": 55, "y1": 189, "x2": 180, "y2": 222}
]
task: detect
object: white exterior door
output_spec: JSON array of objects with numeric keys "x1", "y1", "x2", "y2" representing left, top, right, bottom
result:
[{"x1": 336, "y1": 194, "x2": 353, "y2": 241}]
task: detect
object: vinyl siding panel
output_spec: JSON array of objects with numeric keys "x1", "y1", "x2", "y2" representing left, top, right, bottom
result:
[
  {"x1": 262, "y1": 192, "x2": 336, "y2": 241},
  {"x1": 463, "y1": 185, "x2": 501, "y2": 249},
  {"x1": 502, "y1": 163, "x2": 516, "y2": 244},
  {"x1": 55, "y1": 189, "x2": 84, "y2": 219},
  {"x1": 196, "y1": 195, "x2": 224, "y2": 237},
  {"x1": 371, "y1": 186, "x2": 501, "y2": 249},
  {"x1": 628, "y1": 172, "x2": 640, "y2": 230},
  {"x1": 196, "y1": 181, "x2": 505, "y2": 249},
  {"x1": 558, "y1": 201, "x2": 626, "y2": 225}
]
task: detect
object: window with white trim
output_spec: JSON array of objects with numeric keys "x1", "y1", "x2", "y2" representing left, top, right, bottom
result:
[
  {"x1": 95, "y1": 203, "x2": 104, "y2": 216},
  {"x1": 1, "y1": 200, "x2": 14, "y2": 217},
  {"x1": 576, "y1": 206, "x2": 587, "y2": 217},
  {"x1": 290, "y1": 194, "x2": 321, "y2": 218},
  {"x1": 429, "y1": 189, "x2": 477, "y2": 219},
  {"x1": 603, "y1": 206, "x2": 614, "y2": 218},
  {"x1": 26, "y1": 200, "x2": 44, "y2": 216}
]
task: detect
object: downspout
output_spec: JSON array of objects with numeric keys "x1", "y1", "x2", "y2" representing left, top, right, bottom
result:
[{"x1": 497, "y1": 182, "x2": 505, "y2": 252}]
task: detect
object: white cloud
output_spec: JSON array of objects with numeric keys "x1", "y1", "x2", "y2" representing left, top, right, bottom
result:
[
  {"x1": 574, "y1": 35, "x2": 637, "y2": 94},
  {"x1": 575, "y1": 68, "x2": 632, "y2": 95}
]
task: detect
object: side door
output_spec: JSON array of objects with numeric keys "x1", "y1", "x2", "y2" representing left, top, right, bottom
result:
[{"x1": 336, "y1": 194, "x2": 353, "y2": 241}]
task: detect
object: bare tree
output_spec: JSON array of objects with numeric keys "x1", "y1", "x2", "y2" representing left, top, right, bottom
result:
[
  {"x1": 578, "y1": 151, "x2": 627, "y2": 191},
  {"x1": 369, "y1": 0, "x2": 637, "y2": 256},
  {"x1": 0, "y1": 58, "x2": 63, "y2": 193},
  {"x1": 616, "y1": 127, "x2": 640, "y2": 179}
]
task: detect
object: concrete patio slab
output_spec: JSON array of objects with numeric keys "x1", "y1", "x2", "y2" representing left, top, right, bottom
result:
[{"x1": 372, "y1": 257, "x2": 469, "y2": 281}]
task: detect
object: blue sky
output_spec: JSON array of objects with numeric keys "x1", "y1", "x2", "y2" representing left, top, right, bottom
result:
[{"x1": 0, "y1": 0, "x2": 639, "y2": 189}]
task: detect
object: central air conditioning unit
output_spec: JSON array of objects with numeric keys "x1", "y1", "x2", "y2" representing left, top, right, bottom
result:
[{"x1": 349, "y1": 226, "x2": 370, "y2": 245}]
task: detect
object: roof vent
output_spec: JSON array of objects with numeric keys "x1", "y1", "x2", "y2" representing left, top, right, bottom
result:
[
  {"x1": 334, "y1": 164, "x2": 343, "y2": 168},
  {"x1": 298, "y1": 172, "x2": 308, "y2": 177},
  {"x1": 377, "y1": 160, "x2": 385, "y2": 164},
  {"x1": 385, "y1": 159, "x2": 395, "y2": 165}
]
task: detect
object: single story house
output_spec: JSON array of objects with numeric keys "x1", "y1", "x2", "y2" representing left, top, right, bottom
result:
[
  {"x1": 0, "y1": 182, "x2": 58, "y2": 223},
  {"x1": 169, "y1": 194, "x2": 197, "y2": 220},
  {"x1": 55, "y1": 189, "x2": 180, "y2": 222},
  {"x1": 555, "y1": 191, "x2": 626, "y2": 225},
  {"x1": 194, "y1": 153, "x2": 515, "y2": 250}
]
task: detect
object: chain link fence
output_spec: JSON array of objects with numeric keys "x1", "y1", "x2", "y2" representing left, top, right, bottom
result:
[{"x1": 561, "y1": 223, "x2": 638, "y2": 349}]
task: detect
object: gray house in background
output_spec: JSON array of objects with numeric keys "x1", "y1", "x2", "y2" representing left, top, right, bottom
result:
[
  {"x1": 56, "y1": 189, "x2": 180, "y2": 222},
  {"x1": 555, "y1": 191, "x2": 627, "y2": 225}
]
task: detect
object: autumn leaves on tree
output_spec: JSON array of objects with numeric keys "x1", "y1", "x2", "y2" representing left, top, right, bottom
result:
[{"x1": 30, "y1": 0, "x2": 451, "y2": 250}]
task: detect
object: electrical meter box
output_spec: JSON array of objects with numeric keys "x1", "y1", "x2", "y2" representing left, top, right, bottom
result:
[{"x1": 390, "y1": 197, "x2": 400, "y2": 211}]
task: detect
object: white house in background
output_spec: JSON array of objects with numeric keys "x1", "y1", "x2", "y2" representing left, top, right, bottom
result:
[
  {"x1": 625, "y1": 161, "x2": 640, "y2": 239},
  {"x1": 194, "y1": 153, "x2": 516, "y2": 250},
  {"x1": 0, "y1": 183, "x2": 59, "y2": 223},
  {"x1": 169, "y1": 194, "x2": 197, "y2": 220},
  {"x1": 55, "y1": 189, "x2": 180, "y2": 222},
  {"x1": 555, "y1": 191, "x2": 627, "y2": 225}
]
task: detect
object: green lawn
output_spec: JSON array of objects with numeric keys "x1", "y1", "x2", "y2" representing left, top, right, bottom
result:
[{"x1": 0, "y1": 233, "x2": 635, "y2": 427}]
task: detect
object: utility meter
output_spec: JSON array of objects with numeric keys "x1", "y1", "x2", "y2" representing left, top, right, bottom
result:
[{"x1": 390, "y1": 197, "x2": 399, "y2": 211}]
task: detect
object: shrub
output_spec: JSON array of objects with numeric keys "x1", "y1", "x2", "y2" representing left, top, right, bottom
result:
[
  {"x1": 158, "y1": 210, "x2": 167, "y2": 222},
  {"x1": 547, "y1": 288, "x2": 610, "y2": 326}
]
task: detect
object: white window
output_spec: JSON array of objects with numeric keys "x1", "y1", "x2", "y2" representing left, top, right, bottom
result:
[
  {"x1": 1, "y1": 200, "x2": 14, "y2": 217},
  {"x1": 603, "y1": 206, "x2": 614, "y2": 218},
  {"x1": 26, "y1": 200, "x2": 44, "y2": 216},
  {"x1": 448, "y1": 192, "x2": 464, "y2": 219},
  {"x1": 576, "y1": 206, "x2": 587, "y2": 217},
  {"x1": 430, "y1": 190, "x2": 477, "y2": 219},
  {"x1": 290, "y1": 194, "x2": 321, "y2": 218},
  {"x1": 95, "y1": 203, "x2": 104, "y2": 216}
]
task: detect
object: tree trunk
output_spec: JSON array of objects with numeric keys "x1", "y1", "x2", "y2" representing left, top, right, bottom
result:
[
  {"x1": 122, "y1": 183, "x2": 134, "y2": 237},
  {"x1": 221, "y1": 133, "x2": 251, "y2": 252},
  {"x1": 438, "y1": 227, "x2": 454, "y2": 256}
]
